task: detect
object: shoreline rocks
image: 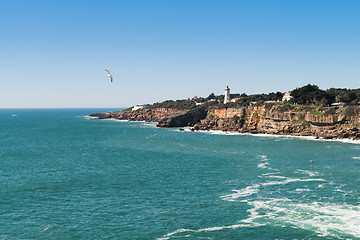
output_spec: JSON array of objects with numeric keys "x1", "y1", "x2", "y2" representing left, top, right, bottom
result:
[{"x1": 90, "y1": 105, "x2": 360, "y2": 140}]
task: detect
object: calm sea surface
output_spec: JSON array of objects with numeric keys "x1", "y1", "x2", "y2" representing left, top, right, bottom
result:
[{"x1": 1, "y1": 109, "x2": 360, "y2": 239}]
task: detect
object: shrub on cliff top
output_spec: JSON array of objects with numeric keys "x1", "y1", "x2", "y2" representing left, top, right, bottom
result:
[
  {"x1": 290, "y1": 85, "x2": 360, "y2": 106},
  {"x1": 149, "y1": 100, "x2": 196, "y2": 110},
  {"x1": 290, "y1": 84, "x2": 330, "y2": 105}
]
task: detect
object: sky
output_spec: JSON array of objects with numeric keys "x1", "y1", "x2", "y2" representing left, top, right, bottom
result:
[{"x1": 1, "y1": 0, "x2": 359, "y2": 108}]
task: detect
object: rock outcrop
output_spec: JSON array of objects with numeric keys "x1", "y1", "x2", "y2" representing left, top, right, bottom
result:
[
  {"x1": 90, "y1": 105, "x2": 360, "y2": 140},
  {"x1": 157, "y1": 108, "x2": 208, "y2": 127},
  {"x1": 193, "y1": 105, "x2": 360, "y2": 139},
  {"x1": 90, "y1": 108, "x2": 185, "y2": 122}
]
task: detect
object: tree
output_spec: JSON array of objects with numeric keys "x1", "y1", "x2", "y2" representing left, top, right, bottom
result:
[
  {"x1": 207, "y1": 93, "x2": 215, "y2": 100},
  {"x1": 291, "y1": 84, "x2": 329, "y2": 105}
]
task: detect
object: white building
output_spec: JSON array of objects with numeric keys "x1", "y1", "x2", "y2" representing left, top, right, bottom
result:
[
  {"x1": 282, "y1": 92, "x2": 293, "y2": 102},
  {"x1": 132, "y1": 105, "x2": 144, "y2": 111},
  {"x1": 231, "y1": 97, "x2": 241, "y2": 103},
  {"x1": 224, "y1": 86, "x2": 231, "y2": 104}
]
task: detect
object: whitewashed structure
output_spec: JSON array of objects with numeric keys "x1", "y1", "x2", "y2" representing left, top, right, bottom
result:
[
  {"x1": 224, "y1": 86, "x2": 231, "y2": 104},
  {"x1": 132, "y1": 105, "x2": 144, "y2": 111},
  {"x1": 282, "y1": 92, "x2": 293, "y2": 102}
]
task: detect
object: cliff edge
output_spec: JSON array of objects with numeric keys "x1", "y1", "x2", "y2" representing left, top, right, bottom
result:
[{"x1": 90, "y1": 104, "x2": 360, "y2": 140}]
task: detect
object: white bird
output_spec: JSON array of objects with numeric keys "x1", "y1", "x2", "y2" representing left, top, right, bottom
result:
[{"x1": 105, "y1": 69, "x2": 113, "y2": 82}]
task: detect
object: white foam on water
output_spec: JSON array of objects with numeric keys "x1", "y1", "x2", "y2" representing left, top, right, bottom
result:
[
  {"x1": 296, "y1": 169, "x2": 321, "y2": 177},
  {"x1": 115, "y1": 119, "x2": 130, "y2": 122},
  {"x1": 255, "y1": 134, "x2": 360, "y2": 145},
  {"x1": 257, "y1": 162, "x2": 269, "y2": 169},
  {"x1": 41, "y1": 225, "x2": 54, "y2": 232},
  {"x1": 82, "y1": 115, "x2": 127, "y2": 121},
  {"x1": 157, "y1": 222, "x2": 262, "y2": 240},
  {"x1": 256, "y1": 154, "x2": 279, "y2": 171},
  {"x1": 295, "y1": 188, "x2": 312, "y2": 192},
  {"x1": 207, "y1": 130, "x2": 243, "y2": 135},
  {"x1": 160, "y1": 177, "x2": 358, "y2": 239},
  {"x1": 257, "y1": 163, "x2": 277, "y2": 171},
  {"x1": 261, "y1": 177, "x2": 326, "y2": 187},
  {"x1": 193, "y1": 129, "x2": 360, "y2": 144},
  {"x1": 157, "y1": 228, "x2": 194, "y2": 240},
  {"x1": 265, "y1": 175, "x2": 287, "y2": 179},
  {"x1": 196, "y1": 130, "x2": 251, "y2": 136},
  {"x1": 221, "y1": 184, "x2": 260, "y2": 201},
  {"x1": 139, "y1": 122, "x2": 158, "y2": 128},
  {"x1": 260, "y1": 172, "x2": 280, "y2": 177},
  {"x1": 258, "y1": 155, "x2": 267, "y2": 159},
  {"x1": 92, "y1": 118, "x2": 129, "y2": 122},
  {"x1": 245, "y1": 199, "x2": 360, "y2": 239},
  {"x1": 218, "y1": 170, "x2": 359, "y2": 239},
  {"x1": 221, "y1": 177, "x2": 326, "y2": 202},
  {"x1": 334, "y1": 188, "x2": 347, "y2": 193},
  {"x1": 352, "y1": 156, "x2": 360, "y2": 159},
  {"x1": 87, "y1": 116, "x2": 158, "y2": 126},
  {"x1": 176, "y1": 127, "x2": 193, "y2": 132},
  {"x1": 82, "y1": 115, "x2": 98, "y2": 119}
]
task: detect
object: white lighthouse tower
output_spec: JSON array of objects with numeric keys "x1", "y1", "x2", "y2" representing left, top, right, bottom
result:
[{"x1": 224, "y1": 86, "x2": 231, "y2": 104}]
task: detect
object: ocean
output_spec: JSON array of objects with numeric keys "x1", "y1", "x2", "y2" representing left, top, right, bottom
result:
[{"x1": 1, "y1": 109, "x2": 359, "y2": 239}]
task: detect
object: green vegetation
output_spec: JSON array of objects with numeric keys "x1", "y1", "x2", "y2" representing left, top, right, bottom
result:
[
  {"x1": 147, "y1": 99, "x2": 196, "y2": 110},
  {"x1": 223, "y1": 84, "x2": 360, "y2": 107},
  {"x1": 142, "y1": 84, "x2": 360, "y2": 110},
  {"x1": 289, "y1": 84, "x2": 360, "y2": 106}
]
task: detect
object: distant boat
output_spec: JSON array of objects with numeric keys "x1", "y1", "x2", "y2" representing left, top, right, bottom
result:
[{"x1": 11, "y1": 114, "x2": 16, "y2": 117}]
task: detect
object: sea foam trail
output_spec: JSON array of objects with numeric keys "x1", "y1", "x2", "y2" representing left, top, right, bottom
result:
[
  {"x1": 220, "y1": 177, "x2": 326, "y2": 202},
  {"x1": 158, "y1": 200, "x2": 360, "y2": 239},
  {"x1": 257, "y1": 154, "x2": 278, "y2": 171},
  {"x1": 157, "y1": 222, "x2": 262, "y2": 240},
  {"x1": 217, "y1": 170, "x2": 360, "y2": 240},
  {"x1": 296, "y1": 169, "x2": 321, "y2": 177},
  {"x1": 190, "y1": 129, "x2": 360, "y2": 144},
  {"x1": 261, "y1": 177, "x2": 326, "y2": 187},
  {"x1": 246, "y1": 200, "x2": 360, "y2": 239},
  {"x1": 221, "y1": 184, "x2": 260, "y2": 201}
]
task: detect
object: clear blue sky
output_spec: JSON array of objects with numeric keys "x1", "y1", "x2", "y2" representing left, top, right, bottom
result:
[{"x1": 1, "y1": 0, "x2": 359, "y2": 108}]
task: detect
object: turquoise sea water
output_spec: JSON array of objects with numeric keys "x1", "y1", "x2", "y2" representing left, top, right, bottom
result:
[{"x1": 1, "y1": 109, "x2": 360, "y2": 239}]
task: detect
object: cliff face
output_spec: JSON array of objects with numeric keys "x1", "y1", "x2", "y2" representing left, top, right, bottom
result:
[
  {"x1": 90, "y1": 105, "x2": 360, "y2": 140},
  {"x1": 193, "y1": 105, "x2": 360, "y2": 139},
  {"x1": 157, "y1": 108, "x2": 208, "y2": 127},
  {"x1": 90, "y1": 108, "x2": 185, "y2": 122}
]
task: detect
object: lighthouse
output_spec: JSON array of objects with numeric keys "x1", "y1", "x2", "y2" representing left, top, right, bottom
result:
[{"x1": 224, "y1": 86, "x2": 231, "y2": 104}]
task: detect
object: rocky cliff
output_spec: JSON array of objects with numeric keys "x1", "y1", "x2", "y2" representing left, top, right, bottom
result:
[
  {"x1": 90, "y1": 105, "x2": 360, "y2": 140},
  {"x1": 90, "y1": 108, "x2": 185, "y2": 122},
  {"x1": 193, "y1": 105, "x2": 360, "y2": 139}
]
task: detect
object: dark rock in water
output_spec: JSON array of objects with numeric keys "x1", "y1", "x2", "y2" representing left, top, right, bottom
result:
[
  {"x1": 157, "y1": 108, "x2": 207, "y2": 128},
  {"x1": 190, "y1": 128, "x2": 195, "y2": 132},
  {"x1": 179, "y1": 128, "x2": 185, "y2": 131},
  {"x1": 89, "y1": 112, "x2": 114, "y2": 119},
  {"x1": 323, "y1": 135, "x2": 335, "y2": 139}
]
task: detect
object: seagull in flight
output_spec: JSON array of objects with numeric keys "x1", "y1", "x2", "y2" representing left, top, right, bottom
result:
[{"x1": 105, "y1": 69, "x2": 113, "y2": 82}]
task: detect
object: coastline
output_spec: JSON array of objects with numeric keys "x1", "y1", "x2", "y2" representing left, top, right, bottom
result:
[
  {"x1": 88, "y1": 115, "x2": 360, "y2": 145},
  {"x1": 184, "y1": 129, "x2": 360, "y2": 145},
  {"x1": 89, "y1": 103, "x2": 360, "y2": 142}
]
